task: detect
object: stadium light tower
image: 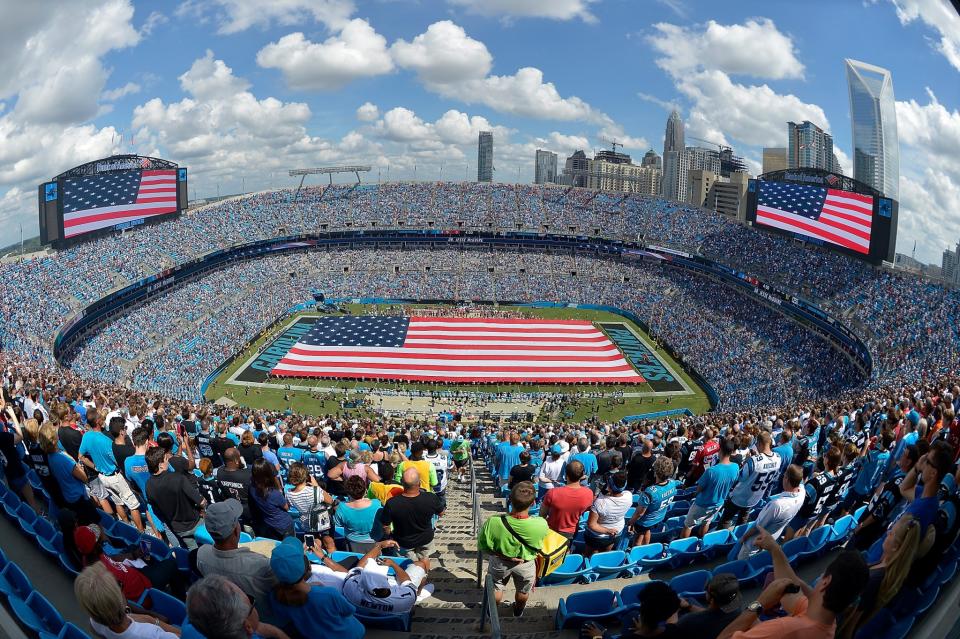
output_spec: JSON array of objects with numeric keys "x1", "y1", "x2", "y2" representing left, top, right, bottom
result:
[{"x1": 288, "y1": 165, "x2": 372, "y2": 200}]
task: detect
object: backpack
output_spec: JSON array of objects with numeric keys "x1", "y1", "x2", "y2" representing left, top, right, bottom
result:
[
  {"x1": 499, "y1": 515, "x2": 569, "y2": 579},
  {"x1": 307, "y1": 487, "x2": 332, "y2": 534}
]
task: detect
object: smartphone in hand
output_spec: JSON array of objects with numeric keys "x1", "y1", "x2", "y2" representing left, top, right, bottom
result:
[{"x1": 304, "y1": 534, "x2": 315, "y2": 548}]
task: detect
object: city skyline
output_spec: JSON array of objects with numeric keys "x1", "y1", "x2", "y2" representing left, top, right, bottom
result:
[{"x1": 0, "y1": 1, "x2": 957, "y2": 262}]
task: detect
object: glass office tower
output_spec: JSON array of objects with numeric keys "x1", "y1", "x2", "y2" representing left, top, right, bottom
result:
[{"x1": 845, "y1": 59, "x2": 899, "y2": 200}]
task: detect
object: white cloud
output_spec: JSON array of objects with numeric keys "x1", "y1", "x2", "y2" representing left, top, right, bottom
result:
[
  {"x1": 102, "y1": 82, "x2": 142, "y2": 102},
  {"x1": 373, "y1": 107, "x2": 507, "y2": 148},
  {"x1": 140, "y1": 11, "x2": 168, "y2": 36},
  {"x1": 896, "y1": 88, "x2": 960, "y2": 181},
  {"x1": 448, "y1": 68, "x2": 599, "y2": 121},
  {"x1": 176, "y1": 0, "x2": 355, "y2": 33},
  {"x1": 180, "y1": 50, "x2": 251, "y2": 99},
  {"x1": 391, "y1": 21, "x2": 492, "y2": 85},
  {"x1": 898, "y1": 171, "x2": 960, "y2": 263},
  {"x1": 356, "y1": 102, "x2": 379, "y2": 122},
  {"x1": 446, "y1": 0, "x2": 598, "y2": 22},
  {"x1": 256, "y1": 20, "x2": 394, "y2": 91},
  {"x1": 833, "y1": 147, "x2": 852, "y2": 177},
  {"x1": 890, "y1": 0, "x2": 960, "y2": 72},
  {"x1": 648, "y1": 19, "x2": 805, "y2": 79},
  {"x1": 678, "y1": 70, "x2": 828, "y2": 148}
]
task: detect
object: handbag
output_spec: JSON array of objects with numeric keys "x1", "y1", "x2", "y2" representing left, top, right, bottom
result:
[
  {"x1": 499, "y1": 515, "x2": 569, "y2": 578},
  {"x1": 307, "y1": 487, "x2": 332, "y2": 534}
]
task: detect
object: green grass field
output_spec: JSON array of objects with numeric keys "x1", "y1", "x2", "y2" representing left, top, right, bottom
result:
[{"x1": 204, "y1": 303, "x2": 711, "y2": 422}]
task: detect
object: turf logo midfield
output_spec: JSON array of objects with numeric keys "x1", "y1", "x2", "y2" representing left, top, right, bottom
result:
[{"x1": 599, "y1": 323, "x2": 685, "y2": 392}]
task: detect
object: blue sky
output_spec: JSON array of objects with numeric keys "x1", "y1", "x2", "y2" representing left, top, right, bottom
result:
[{"x1": 1, "y1": 0, "x2": 959, "y2": 263}]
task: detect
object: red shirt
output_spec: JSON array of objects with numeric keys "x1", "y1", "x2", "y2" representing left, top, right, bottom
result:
[
  {"x1": 99, "y1": 554, "x2": 151, "y2": 601},
  {"x1": 541, "y1": 484, "x2": 594, "y2": 533}
]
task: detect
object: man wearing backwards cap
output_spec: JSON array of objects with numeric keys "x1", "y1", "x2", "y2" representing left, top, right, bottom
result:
[
  {"x1": 196, "y1": 499, "x2": 276, "y2": 606},
  {"x1": 676, "y1": 573, "x2": 743, "y2": 638}
]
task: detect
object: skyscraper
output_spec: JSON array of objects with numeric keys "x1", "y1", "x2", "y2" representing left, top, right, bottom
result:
[
  {"x1": 787, "y1": 121, "x2": 836, "y2": 172},
  {"x1": 477, "y1": 131, "x2": 493, "y2": 182},
  {"x1": 534, "y1": 149, "x2": 558, "y2": 184},
  {"x1": 762, "y1": 147, "x2": 788, "y2": 174},
  {"x1": 662, "y1": 109, "x2": 686, "y2": 200},
  {"x1": 641, "y1": 150, "x2": 662, "y2": 170},
  {"x1": 845, "y1": 59, "x2": 899, "y2": 199}
]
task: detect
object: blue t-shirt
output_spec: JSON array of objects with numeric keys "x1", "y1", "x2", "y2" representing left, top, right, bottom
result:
[
  {"x1": 262, "y1": 448, "x2": 280, "y2": 468},
  {"x1": 695, "y1": 462, "x2": 739, "y2": 508},
  {"x1": 277, "y1": 446, "x2": 304, "y2": 468},
  {"x1": 124, "y1": 454, "x2": 151, "y2": 497},
  {"x1": 78, "y1": 430, "x2": 118, "y2": 475},
  {"x1": 854, "y1": 448, "x2": 890, "y2": 496},
  {"x1": 250, "y1": 488, "x2": 293, "y2": 534},
  {"x1": 773, "y1": 443, "x2": 794, "y2": 470},
  {"x1": 569, "y1": 452, "x2": 598, "y2": 478},
  {"x1": 638, "y1": 479, "x2": 680, "y2": 527},
  {"x1": 904, "y1": 495, "x2": 939, "y2": 533},
  {"x1": 49, "y1": 451, "x2": 86, "y2": 503},
  {"x1": 333, "y1": 499, "x2": 384, "y2": 541},
  {"x1": 270, "y1": 587, "x2": 364, "y2": 639},
  {"x1": 498, "y1": 444, "x2": 524, "y2": 480}
]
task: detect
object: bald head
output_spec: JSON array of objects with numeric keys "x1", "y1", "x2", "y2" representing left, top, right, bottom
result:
[
  {"x1": 402, "y1": 467, "x2": 420, "y2": 489},
  {"x1": 223, "y1": 447, "x2": 240, "y2": 465}
]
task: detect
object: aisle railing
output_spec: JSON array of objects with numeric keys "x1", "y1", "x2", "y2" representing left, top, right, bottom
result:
[{"x1": 478, "y1": 574, "x2": 502, "y2": 639}]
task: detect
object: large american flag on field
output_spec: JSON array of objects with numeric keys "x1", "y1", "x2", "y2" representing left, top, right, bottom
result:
[
  {"x1": 756, "y1": 181, "x2": 874, "y2": 254},
  {"x1": 62, "y1": 170, "x2": 178, "y2": 238},
  {"x1": 270, "y1": 316, "x2": 646, "y2": 384}
]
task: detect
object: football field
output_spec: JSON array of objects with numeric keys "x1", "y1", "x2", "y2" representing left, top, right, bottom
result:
[{"x1": 204, "y1": 303, "x2": 711, "y2": 422}]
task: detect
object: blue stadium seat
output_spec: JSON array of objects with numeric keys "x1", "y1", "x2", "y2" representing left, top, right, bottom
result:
[
  {"x1": 853, "y1": 505, "x2": 867, "y2": 522},
  {"x1": 112, "y1": 521, "x2": 142, "y2": 546},
  {"x1": 38, "y1": 531, "x2": 64, "y2": 559},
  {"x1": 355, "y1": 611, "x2": 412, "y2": 632},
  {"x1": 627, "y1": 543, "x2": 670, "y2": 575},
  {"x1": 555, "y1": 589, "x2": 621, "y2": 630},
  {"x1": 617, "y1": 581, "x2": 662, "y2": 612},
  {"x1": 139, "y1": 534, "x2": 172, "y2": 561},
  {"x1": 97, "y1": 510, "x2": 117, "y2": 535},
  {"x1": 701, "y1": 529, "x2": 734, "y2": 559},
  {"x1": 666, "y1": 536, "x2": 700, "y2": 569},
  {"x1": 780, "y1": 537, "x2": 809, "y2": 565},
  {"x1": 797, "y1": 526, "x2": 832, "y2": 561},
  {"x1": 914, "y1": 585, "x2": 939, "y2": 619},
  {"x1": 138, "y1": 588, "x2": 186, "y2": 626},
  {"x1": 855, "y1": 609, "x2": 895, "y2": 639},
  {"x1": 825, "y1": 515, "x2": 855, "y2": 549},
  {"x1": 58, "y1": 553, "x2": 80, "y2": 578},
  {"x1": 15, "y1": 503, "x2": 39, "y2": 535},
  {"x1": 743, "y1": 550, "x2": 773, "y2": 586},
  {"x1": 939, "y1": 560, "x2": 958, "y2": 587},
  {"x1": 9, "y1": 591, "x2": 65, "y2": 637},
  {"x1": 882, "y1": 615, "x2": 914, "y2": 639},
  {"x1": 586, "y1": 551, "x2": 629, "y2": 581},
  {"x1": 57, "y1": 623, "x2": 92, "y2": 639},
  {"x1": 539, "y1": 554, "x2": 591, "y2": 586},
  {"x1": 1, "y1": 491, "x2": 21, "y2": 519},
  {"x1": 711, "y1": 559, "x2": 753, "y2": 588},
  {"x1": 0, "y1": 562, "x2": 34, "y2": 600},
  {"x1": 668, "y1": 569, "x2": 710, "y2": 600},
  {"x1": 193, "y1": 523, "x2": 215, "y2": 546}
]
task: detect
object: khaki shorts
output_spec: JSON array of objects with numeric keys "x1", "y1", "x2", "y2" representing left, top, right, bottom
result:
[
  {"x1": 487, "y1": 554, "x2": 536, "y2": 594},
  {"x1": 99, "y1": 473, "x2": 141, "y2": 510},
  {"x1": 403, "y1": 543, "x2": 435, "y2": 562}
]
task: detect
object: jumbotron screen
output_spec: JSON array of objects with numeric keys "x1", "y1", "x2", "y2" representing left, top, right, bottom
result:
[
  {"x1": 754, "y1": 181, "x2": 873, "y2": 254},
  {"x1": 61, "y1": 169, "x2": 179, "y2": 239}
]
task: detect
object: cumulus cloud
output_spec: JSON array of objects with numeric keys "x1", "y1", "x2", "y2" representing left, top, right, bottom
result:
[
  {"x1": 648, "y1": 19, "x2": 805, "y2": 79},
  {"x1": 356, "y1": 102, "x2": 380, "y2": 122},
  {"x1": 256, "y1": 20, "x2": 394, "y2": 91},
  {"x1": 391, "y1": 21, "x2": 492, "y2": 85},
  {"x1": 102, "y1": 82, "x2": 142, "y2": 102},
  {"x1": 176, "y1": 0, "x2": 356, "y2": 33},
  {"x1": 898, "y1": 171, "x2": 960, "y2": 263},
  {"x1": 446, "y1": 0, "x2": 598, "y2": 22},
  {"x1": 890, "y1": 0, "x2": 960, "y2": 72},
  {"x1": 896, "y1": 88, "x2": 960, "y2": 181}
]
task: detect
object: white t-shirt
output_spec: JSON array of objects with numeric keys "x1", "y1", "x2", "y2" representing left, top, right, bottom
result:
[
  {"x1": 591, "y1": 492, "x2": 633, "y2": 534},
  {"x1": 539, "y1": 457, "x2": 566, "y2": 488},
  {"x1": 737, "y1": 488, "x2": 805, "y2": 559},
  {"x1": 90, "y1": 619, "x2": 179, "y2": 639},
  {"x1": 424, "y1": 452, "x2": 451, "y2": 493}
]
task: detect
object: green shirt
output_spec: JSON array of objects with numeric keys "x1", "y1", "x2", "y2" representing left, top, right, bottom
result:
[
  {"x1": 477, "y1": 515, "x2": 549, "y2": 561},
  {"x1": 451, "y1": 440, "x2": 471, "y2": 461}
]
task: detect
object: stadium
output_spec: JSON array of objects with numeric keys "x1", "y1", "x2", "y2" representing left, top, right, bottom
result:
[{"x1": 1, "y1": 4, "x2": 960, "y2": 639}]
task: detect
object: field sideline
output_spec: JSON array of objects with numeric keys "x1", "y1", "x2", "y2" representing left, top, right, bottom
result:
[{"x1": 204, "y1": 303, "x2": 712, "y2": 422}]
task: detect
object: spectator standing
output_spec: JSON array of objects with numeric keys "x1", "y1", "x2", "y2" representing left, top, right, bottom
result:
[
  {"x1": 42, "y1": 422, "x2": 98, "y2": 524},
  {"x1": 477, "y1": 482, "x2": 548, "y2": 618},
  {"x1": 495, "y1": 433, "x2": 524, "y2": 487},
  {"x1": 215, "y1": 448, "x2": 253, "y2": 523},
  {"x1": 394, "y1": 442, "x2": 437, "y2": 492},
  {"x1": 538, "y1": 445, "x2": 566, "y2": 491},
  {"x1": 424, "y1": 439, "x2": 452, "y2": 509},
  {"x1": 250, "y1": 458, "x2": 294, "y2": 540},
  {"x1": 630, "y1": 457, "x2": 680, "y2": 546},
  {"x1": 333, "y1": 475, "x2": 384, "y2": 549},
  {"x1": 569, "y1": 439, "x2": 599, "y2": 484},
  {"x1": 145, "y1": 447, "x2": 205, "y2": 549},
  {"x1": 80, "y1": 414, "x2": 145, "y2": 531},
  {"x1": 681, "y1": 437, "x2": 739, "y2": 539},
  {"x1": 284, "y1": 463, "x2": 336, "y2": 552},
  {"x1": 381, "y1": 468, "x2": 444, "y2": 567},
  {"x1": 627, "y1": 439, "x2": 655, "y2": 491},
  {"x1": 539, "y1": 460, "x2": 594, "y2": 538},
  {"x1": 508, "y1": 451, "x2": 536, "y2": 489},
  {"x1": 585, "y1": 470, "x2": 632, "y2": 556},
  {"x1": 737, "y1": 465, "x2": 805, "y2": 559}
]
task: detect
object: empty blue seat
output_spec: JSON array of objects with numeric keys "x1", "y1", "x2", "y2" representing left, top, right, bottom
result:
[
  {"x1": 627, "y1": 544, "x2": 670, "y2": 575},
  {"x1": 701, "y1": 529, "x2": 734, "y2": 559},
  {"x1": 16, "y1": 503, "x2": 39, "y2": 535},
  {"x1": 940, "y1": 560, "x2": 958, "y2": 587},
  {"x1": 882, "y1": 615, "x2": 914, "y2": 639},
  {"x1": 9, "y1": 591, "x2": 64, "y2": 637},
  {"x1": 781, "y1": 537, "x2": 809, "y2": 564},
  {"x1": 797, "y1": 526, "x2": 832, "y2": 561},
  {"x1": 139, "y1": 588, "x2": 186, "y2": 626},
  {"x1": 914, "y1": 585, "x2": 939, "y2": 619},
  {"x1": 38, "y1": 532, "x2": 64, "y2": 558},
  {"x1": 826, "y1": 515, "x2": 855, "y2": 548},
  {"x1": 666, "y1": 537, "x2": 700, "y2": 569},
  {"x1": 853, "y1": 505, "x2": 867, "y2": 522},
  {"x1": 712, "y1": 559, "x2": 753, "y2": 587},
  {"x1": 355, "y1": 611, "x2": 412, "y2": 632},
  {"x1": 57, "y1": 623, "x2": 92, "y2": 639},
  {"x1": 0, "y1": 562, "x2": 33, "y2": 600},
  {"x1": 539, "y1": 554, "x2": 591, "y2": 586},
  {"x1": 555, "y1": 589, "x2": 621, "y2": 630},
  {"x1": 97, "y1": 510, "x2": 117, "y2": 534},
  {"x1": 732, "y1": 522, "x2": 752, "y2": 540},
  {"x1": 58, "y1": 553, "x2": 80, "y2": 578},
  {"x1": 855, "y1": 609, "x2": 895, "y2": 639},
  {"x1": 744, "y1": 551, "x2": 772, "y2": 586},
  {"x1": 587, "y1": 551, "x2": 628, "y2": 581},
  {"x1": 669, "y1": 569, "x2": 710, "y2": 600},
  {"x1": 1, "y1": 491, "x2": 21, "y2": 518},
  {"x1": 112, "y1": 521, "x2": 142, "y2": 546}
]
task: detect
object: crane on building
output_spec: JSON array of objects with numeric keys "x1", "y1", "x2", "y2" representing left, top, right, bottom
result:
[
  {"x1": 599, "y1": 137, "x2": 623, "y2": 153},
  {"x1": 688, "y1": 136, "x2": 731, "y2": 153}
]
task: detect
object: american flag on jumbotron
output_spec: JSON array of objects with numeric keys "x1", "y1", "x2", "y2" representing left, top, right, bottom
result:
[
  {"x1": 62, "y1": 170, "x2": 178, "y2": 238},
  {"x1": 270, "y1": 316, "x2": 646, "y2": 384},
  {"x1": 756, "y1": 181, "x2": 874, "y2": 254}
]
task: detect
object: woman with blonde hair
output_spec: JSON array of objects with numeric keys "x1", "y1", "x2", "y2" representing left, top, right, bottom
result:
[
  {"x1": 75, "y1": 563, "x2": 180, "y2": 638},
  {"x1": 838, "y1": 514, "x2": 924, "y2": 638}
]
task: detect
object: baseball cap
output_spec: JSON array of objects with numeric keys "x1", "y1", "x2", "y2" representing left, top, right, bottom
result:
[
  {"x1": 74, "y1": 524, "x2": 103, "y2": 555},
  {"x1": 204, "y1": 499, "x2": 243, "y2": 542},
  {"x1": 270, "y1": 537, "x2": 309, "y2": 585},
  {"x1": 707, "y1": 573, "x2": 742, "y2": 614},
  {"x1": 551, "y1": 444, "x2": 563, "y2": 454}
]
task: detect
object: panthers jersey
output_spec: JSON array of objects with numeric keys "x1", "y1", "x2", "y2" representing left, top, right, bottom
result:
[
  {"x1": 865, "y1": 468, "x2": 906, "y2": 526},
  {"x1": 730, "y1": 452, "x2": 782, "y2": 508},
  {"x1": 829, "y1": 463, "x2": 856, "y2": 509},
  {"x1": 798, "y1": 471, "x2": 837, "y2": 519},
  {"x1": 195, "y1": 431, "x2": 223, "y2": 467},
  {"x1": 424, "y1": 452, "x2": 451, "y2": 493},
  {"x1": 638, "y1": 479, "x2": 681, "y2": 527}
]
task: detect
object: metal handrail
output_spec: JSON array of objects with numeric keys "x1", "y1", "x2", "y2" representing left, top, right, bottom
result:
[{"x1": 478, "y1": 574, "x2": 502, "y2": 638}]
